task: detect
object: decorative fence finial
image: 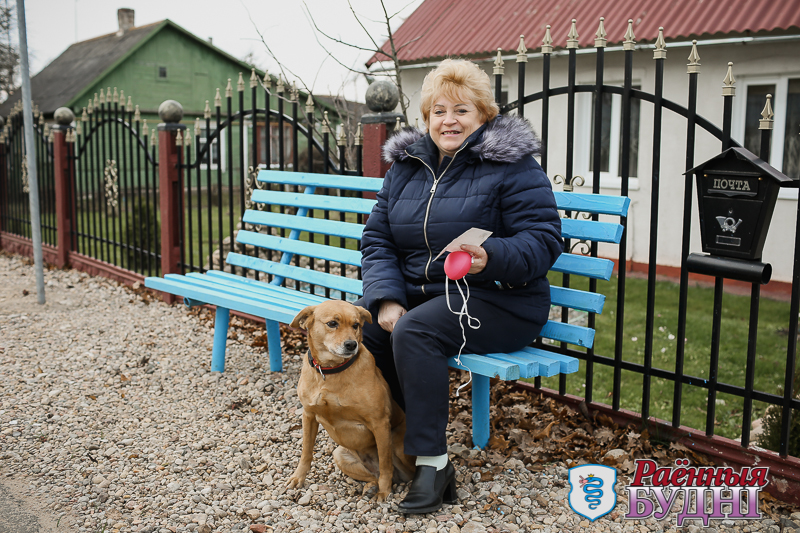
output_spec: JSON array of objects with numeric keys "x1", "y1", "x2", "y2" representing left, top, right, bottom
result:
[
  {"x1": 291, "y1": 81, "x2": 299, "y2": 102},
  {"x1": 276, "y1": 75, "x2": 285, "y2": 94},
  {"x1": 127, "y1": 96, "x2": 133, "y2": 109},
  {"x1": 355, "y1": 123, "x2": 363, "y2": 146},
  {"x1": 99, "y1": 89, "x2": 105, "y2": 105},
  {"x1": 541, "y1": 25, "x2": 553, "y2": 54},
  {"x1": 237, "y1": 72, "x2": 245, "y2": 92},
  {"x1": 250, "y1": 68, "x2": 258, "y2": 89},
  {"x1": 184, "y1": 130, "x2": 192, "y2": 147},
  {"x1": 516, "y1": 35, "x2": 527, "y2": 63},
  {"x1": 623, "y1": 19, "x2": 636, "y2": 50},
  {"x1": 112, "y1": 87, "x2": 119, "y2": 104},
  {"x1": 225, "y1": 78, "x2": 233, "y2": 98},
  {"x1": 175, "y1": 130, "x2": 183, "y2": 147},
  {"x1": 493, "y1": 48, "x2": 505, "y2": 76},
  {"x1": 305, "y1": 93, "x2": 314, "y2": 115},
  {"x1": 263, "y1": 69, "x2": 270, "y2": 86},
  {"x1": 75, "y1": 121, "x2": 82, "y2": 137},
  {"x1": 687, "y1": 40, "x2": 701, "y2": 74},
  {"x1": 134, "y1": 105, "x2": 140, "y2": 122},
  {"x1": 204, "y1": 100, "x2": 211, "y2": 119},
  {"x1": 653, "y1": 27, "x2": 667, "y2": 59},
  {"x1": 337, "y1": 125, "x2": 346, "y2": 147},
  {"x1": 214, "y1": 88, "x2": 222, "y2": 108},
  {"x1": 321, "y1": 111, "x2": 330, "y2": 134},
  {"x1": 395, "y1": 116, "x2": 401, "y2": 130},
  {"x1": 759, "y1": 94, "x2": 774, "y2": 130},
  {"x1": 722, "y1": 62, "x2": 735, "y2": 96},
  {"x1": 595, "y1": 17, "x2": 607, "y2": 48},
  {"x1": 150, "y1": 127, "x2": 158, "y2": 147},
  {"x1": 87, "y1": 99, "x2": 93, "y2": 114},
  {"x1": 93, "y1": 93, "x2": 99, "y2": 108},
  {"x1": 567, "y1": 19, "x2": 579, "y2": 49},
  {"x1": 142, "y1": 118, "x2": 149, "y2": 137},
  {"x1": 194, "y1": 117, "x2": 201, "y2": 137},
  {"x1": 81, "y1": 107, "x2": 88, "y2": 123},
  {"x1": 119, "y1": 90, "x2": 125, "y2": 107}
]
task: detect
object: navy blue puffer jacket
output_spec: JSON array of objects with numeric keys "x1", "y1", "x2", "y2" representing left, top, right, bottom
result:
[{"x1": 361, "y1": 115, "x2": 563, "y2": 325}]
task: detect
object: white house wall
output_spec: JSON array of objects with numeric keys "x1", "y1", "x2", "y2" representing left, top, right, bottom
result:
[{"x1": 398, "y1": 38, "x2": 799, "y2": 285}]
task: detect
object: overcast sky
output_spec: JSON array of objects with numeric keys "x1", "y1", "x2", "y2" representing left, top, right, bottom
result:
[{"x1": 22, "y1": 0, "x2": 425, "y2": 102}]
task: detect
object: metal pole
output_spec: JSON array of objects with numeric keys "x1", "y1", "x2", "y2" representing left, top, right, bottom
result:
[{"x1": 16, "y1": 0, "x2": 45, "y2": 304}]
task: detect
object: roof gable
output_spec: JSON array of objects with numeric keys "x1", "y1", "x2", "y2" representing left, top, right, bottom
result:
[{"x1": 369, "y1": 0, "x2": 800, "y2": 66}]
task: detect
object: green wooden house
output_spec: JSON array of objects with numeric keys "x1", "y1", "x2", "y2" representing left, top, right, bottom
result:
[{"x1": 0, "y1": 9, "x2": 344, "y2": 178}]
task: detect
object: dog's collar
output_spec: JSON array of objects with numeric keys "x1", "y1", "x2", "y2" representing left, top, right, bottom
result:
[{"x1": 307, "y1": 350, "x2": 359, "y2": 380}]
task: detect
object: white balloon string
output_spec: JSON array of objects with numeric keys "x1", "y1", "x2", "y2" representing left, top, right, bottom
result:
[{"x1": 445, "y1": 276, "x2": 481, "y2": 397}]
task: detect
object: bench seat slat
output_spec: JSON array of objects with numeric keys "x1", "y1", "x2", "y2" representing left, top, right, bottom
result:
[
  {"x1": 561, "y1": 218, "x2": 623, "y2": 244},
  {"x1": 519, "y1": 346, "x2": 581, "y2": 374},
  {"x1": 551, "y1": 254, "x2": 614, "y2": 280},
  {"x1": 251, "y1": 190, "x2": 377, "y2": 214},
  {"x1": 236, "y1": 230, "x2": 362, "y2": 266},
  {"x1": 550, "y1": 285, "x2": 605, "y2": 314},
  {"x1": 258, "y1": 170, "x2": 384, "y2": 192},
  {"x1": 145, "y1": 276, "x2": 301, "y2": 324},
  {"x1": 447, "y1": 354, "x2": 520, "y2": 381},
  {"x1": 225, "y1": 252, "x2": 363, "y2": 296},
  {"x1": 243, "y1": 210, "x2": 365, "y2": 240},
  {"x1": 203, "y1": 270, "x2": 326, "y2": 305},
  {"x1": 482, "y1": 353, "x2": 539, "y2": 378},
  {"x1": 554, "y1": 192, "x2": 631, "y2": 217},
  {"x1": 168, "y1": 274, "x2": 319, "y2": 313},
  {"x1": 540, "y1": 320, "x2": 595, "y2": 348},
  {"x1": 513, "y1": 351, "x2": 562, "y2": 377},
  {"x1": 185, "y1": 272, "x2": 326, "y2": 308}
]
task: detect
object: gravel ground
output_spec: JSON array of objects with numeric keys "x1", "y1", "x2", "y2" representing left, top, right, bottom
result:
[{"x1": 0, "y1": 252, "x2": 796, "y2": 533}]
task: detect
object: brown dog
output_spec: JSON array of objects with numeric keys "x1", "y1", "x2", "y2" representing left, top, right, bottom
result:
[{"x1": 287, "y1": 300, "x2": 416, "y2": 500}]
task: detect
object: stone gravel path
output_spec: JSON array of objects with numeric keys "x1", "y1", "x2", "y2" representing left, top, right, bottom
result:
[{"x1": 0, "y1": 253, "x2": 793, "y2": 532}]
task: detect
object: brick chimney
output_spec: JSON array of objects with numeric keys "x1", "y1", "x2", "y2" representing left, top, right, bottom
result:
[{"x1": 117, "y1": 8, "x2": 135, "y2": 36}]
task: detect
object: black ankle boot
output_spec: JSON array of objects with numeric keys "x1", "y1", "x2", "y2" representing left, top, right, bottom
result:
[{"x1": 397, "y1": 460, "x2": 457, "y2": 514}]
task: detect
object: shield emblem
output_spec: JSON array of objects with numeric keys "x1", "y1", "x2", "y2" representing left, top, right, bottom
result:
[{"x1": 568, "y1": 464, "x2": 618, "y2": 522}]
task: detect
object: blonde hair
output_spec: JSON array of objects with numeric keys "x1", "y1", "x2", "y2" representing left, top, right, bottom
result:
[{"x1": 419, "y1": 59, "x2": 499, "y2": 126}]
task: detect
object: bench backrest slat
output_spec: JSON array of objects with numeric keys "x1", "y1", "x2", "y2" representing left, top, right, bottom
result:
[
  {"x1": 258, "y1": 170, "x2": 384, "y2": 192},
  {"x1": 551, "y1": 254, "x2": 614, "y2": 281},
  {"x1": 226, "y1": 252, "x2": 363, "y2": 296},
  {"x1": 550, "y1": 285, "x2": 605, "y2": 314},
  {"x1": 251, "y1": 190, "x2": 377, "y2": 214},
  {"x1": 540, "y1": 320, "x2": 595, "y2": 347},
  {"x1": 242, "y1": 210, "x2": 365, "y2": 240},
  {"x1": 561, "y1": 218, "x2": 624, "y2": 244},
  {"x1": 237, "y1": 230, "x2": 362, "y2": 267},
  {"x1": 554, "y1": 191, "x2": 630, "y2": 216}
]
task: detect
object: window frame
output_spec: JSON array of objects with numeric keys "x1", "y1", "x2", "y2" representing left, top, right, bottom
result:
[
  {"x1": 733, "y1": 73, "x2": 800, "y2": 200},
  {"x1": 574, "y1": 83, "x2": 642, "y2": 191}
]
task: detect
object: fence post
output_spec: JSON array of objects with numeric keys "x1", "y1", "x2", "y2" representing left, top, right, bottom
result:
[
  {"x1": 0, "y1": 115, "x2": 5, "y2": 242},
  {"x1": 52, "y1": 107, "x2": 75, "y2": 268},
  {"x1": 361, "y1": 80, "x2": 404, "y2": 179},
  {"x1": 157, "y1": 100, "x2": 185, "y2": 304}
]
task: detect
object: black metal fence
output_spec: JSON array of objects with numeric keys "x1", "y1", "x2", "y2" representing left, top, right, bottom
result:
[
  {"x1": 496, "y1": 21, "x2": 799, "y2": 457},
  {"x1": 0, "y1": 104, "x2": 56, "y2": 245}
]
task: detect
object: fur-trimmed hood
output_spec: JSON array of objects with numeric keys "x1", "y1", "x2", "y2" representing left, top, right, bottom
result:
[{"x1": 382, "y1": 114, "x2": 540, "y2": 165}]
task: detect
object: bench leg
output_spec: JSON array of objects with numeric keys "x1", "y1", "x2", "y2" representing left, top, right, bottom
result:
[
  {"x1": 472, "y1": 374, "x2": 491, "y2": 449},
  {"x1": 266, "y1": 319, "x2": 283, "y2": 372},
  {"x1": 211, "y1": 307, "x2": 230, "y2": 373}
]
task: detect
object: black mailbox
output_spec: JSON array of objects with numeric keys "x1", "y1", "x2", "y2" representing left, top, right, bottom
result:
[{"x1": 686, "y1": 147, "x2": 793, "y2": 261}]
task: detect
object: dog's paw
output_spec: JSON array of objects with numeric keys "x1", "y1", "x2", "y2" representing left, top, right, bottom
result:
[
  {"x1": 286, "y1": 474, "x2": 305, "y2": 489},
  {"x1": 375, "y1": 490, "x2": 389, "y2": 502}
]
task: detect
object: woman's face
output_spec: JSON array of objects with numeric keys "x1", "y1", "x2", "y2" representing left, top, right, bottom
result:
[{"x1": 428, "y1": 95, "x2": 485, "y2": 160}]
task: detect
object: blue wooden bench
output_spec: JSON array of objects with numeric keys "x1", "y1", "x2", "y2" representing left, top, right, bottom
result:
[{"x1": 145, "y1": 169, "x2": 630, "y2": 448}]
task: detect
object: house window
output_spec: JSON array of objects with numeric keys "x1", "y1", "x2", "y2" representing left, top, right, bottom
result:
[
  {"x1": 739, "y1": 78, "x2": 800, "y2": 181},
  {"x1": 589, "y1": 87, "x2": 641, "y2": 179},
  {"x1": 198, "y1": 126, "x2": 225, "y2": 170},
  {"x1": 256, "y1": 123, "x2": 294, "y2": 167},
  {"x1": 158, "y1": 66, "x2": 167, "y2": 78}
]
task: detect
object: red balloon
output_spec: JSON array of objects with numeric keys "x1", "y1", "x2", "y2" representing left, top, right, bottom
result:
[{"x1": 444, "y1": 251, "x2": 472, "y2": 280}]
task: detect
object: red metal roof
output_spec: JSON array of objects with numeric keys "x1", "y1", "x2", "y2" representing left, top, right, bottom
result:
[{"x1": 368, "y1": 0, "x2": 800, "y2": 66}]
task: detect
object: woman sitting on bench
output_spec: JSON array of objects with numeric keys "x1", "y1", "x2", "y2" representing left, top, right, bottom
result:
[{"x1": 357, "y1": 59, "x2": 562, "y2": 513}]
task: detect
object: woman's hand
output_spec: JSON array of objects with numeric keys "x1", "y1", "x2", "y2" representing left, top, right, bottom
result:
[
  {"x1": 378, "y1": 301, "x2": 407, "y2": 333},
  {"x1": 461, "y1": 244, "x2": 488, "y2": 275}
]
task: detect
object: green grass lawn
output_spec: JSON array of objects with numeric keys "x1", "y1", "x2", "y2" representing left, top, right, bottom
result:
[{"x1": 537, "y1": 272, "x2": 795, "y2": 441}]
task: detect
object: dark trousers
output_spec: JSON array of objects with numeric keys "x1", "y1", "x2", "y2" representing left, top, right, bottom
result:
[{"x1": 355, "y1": 293, "x2": 543, "y2": 457}]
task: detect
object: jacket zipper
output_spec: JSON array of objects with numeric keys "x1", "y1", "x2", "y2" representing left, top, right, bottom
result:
[{"x1": 405, "y1": 145, "x2": 467, "y2": 282}]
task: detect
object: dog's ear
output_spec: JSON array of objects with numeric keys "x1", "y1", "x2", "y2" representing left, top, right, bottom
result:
[
  {"x1": 291, "y1": 305, "x2": 316, "y2": 330},
  {"x1": 356, "y1": 306, "x2": 373, "y2": 325}
]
